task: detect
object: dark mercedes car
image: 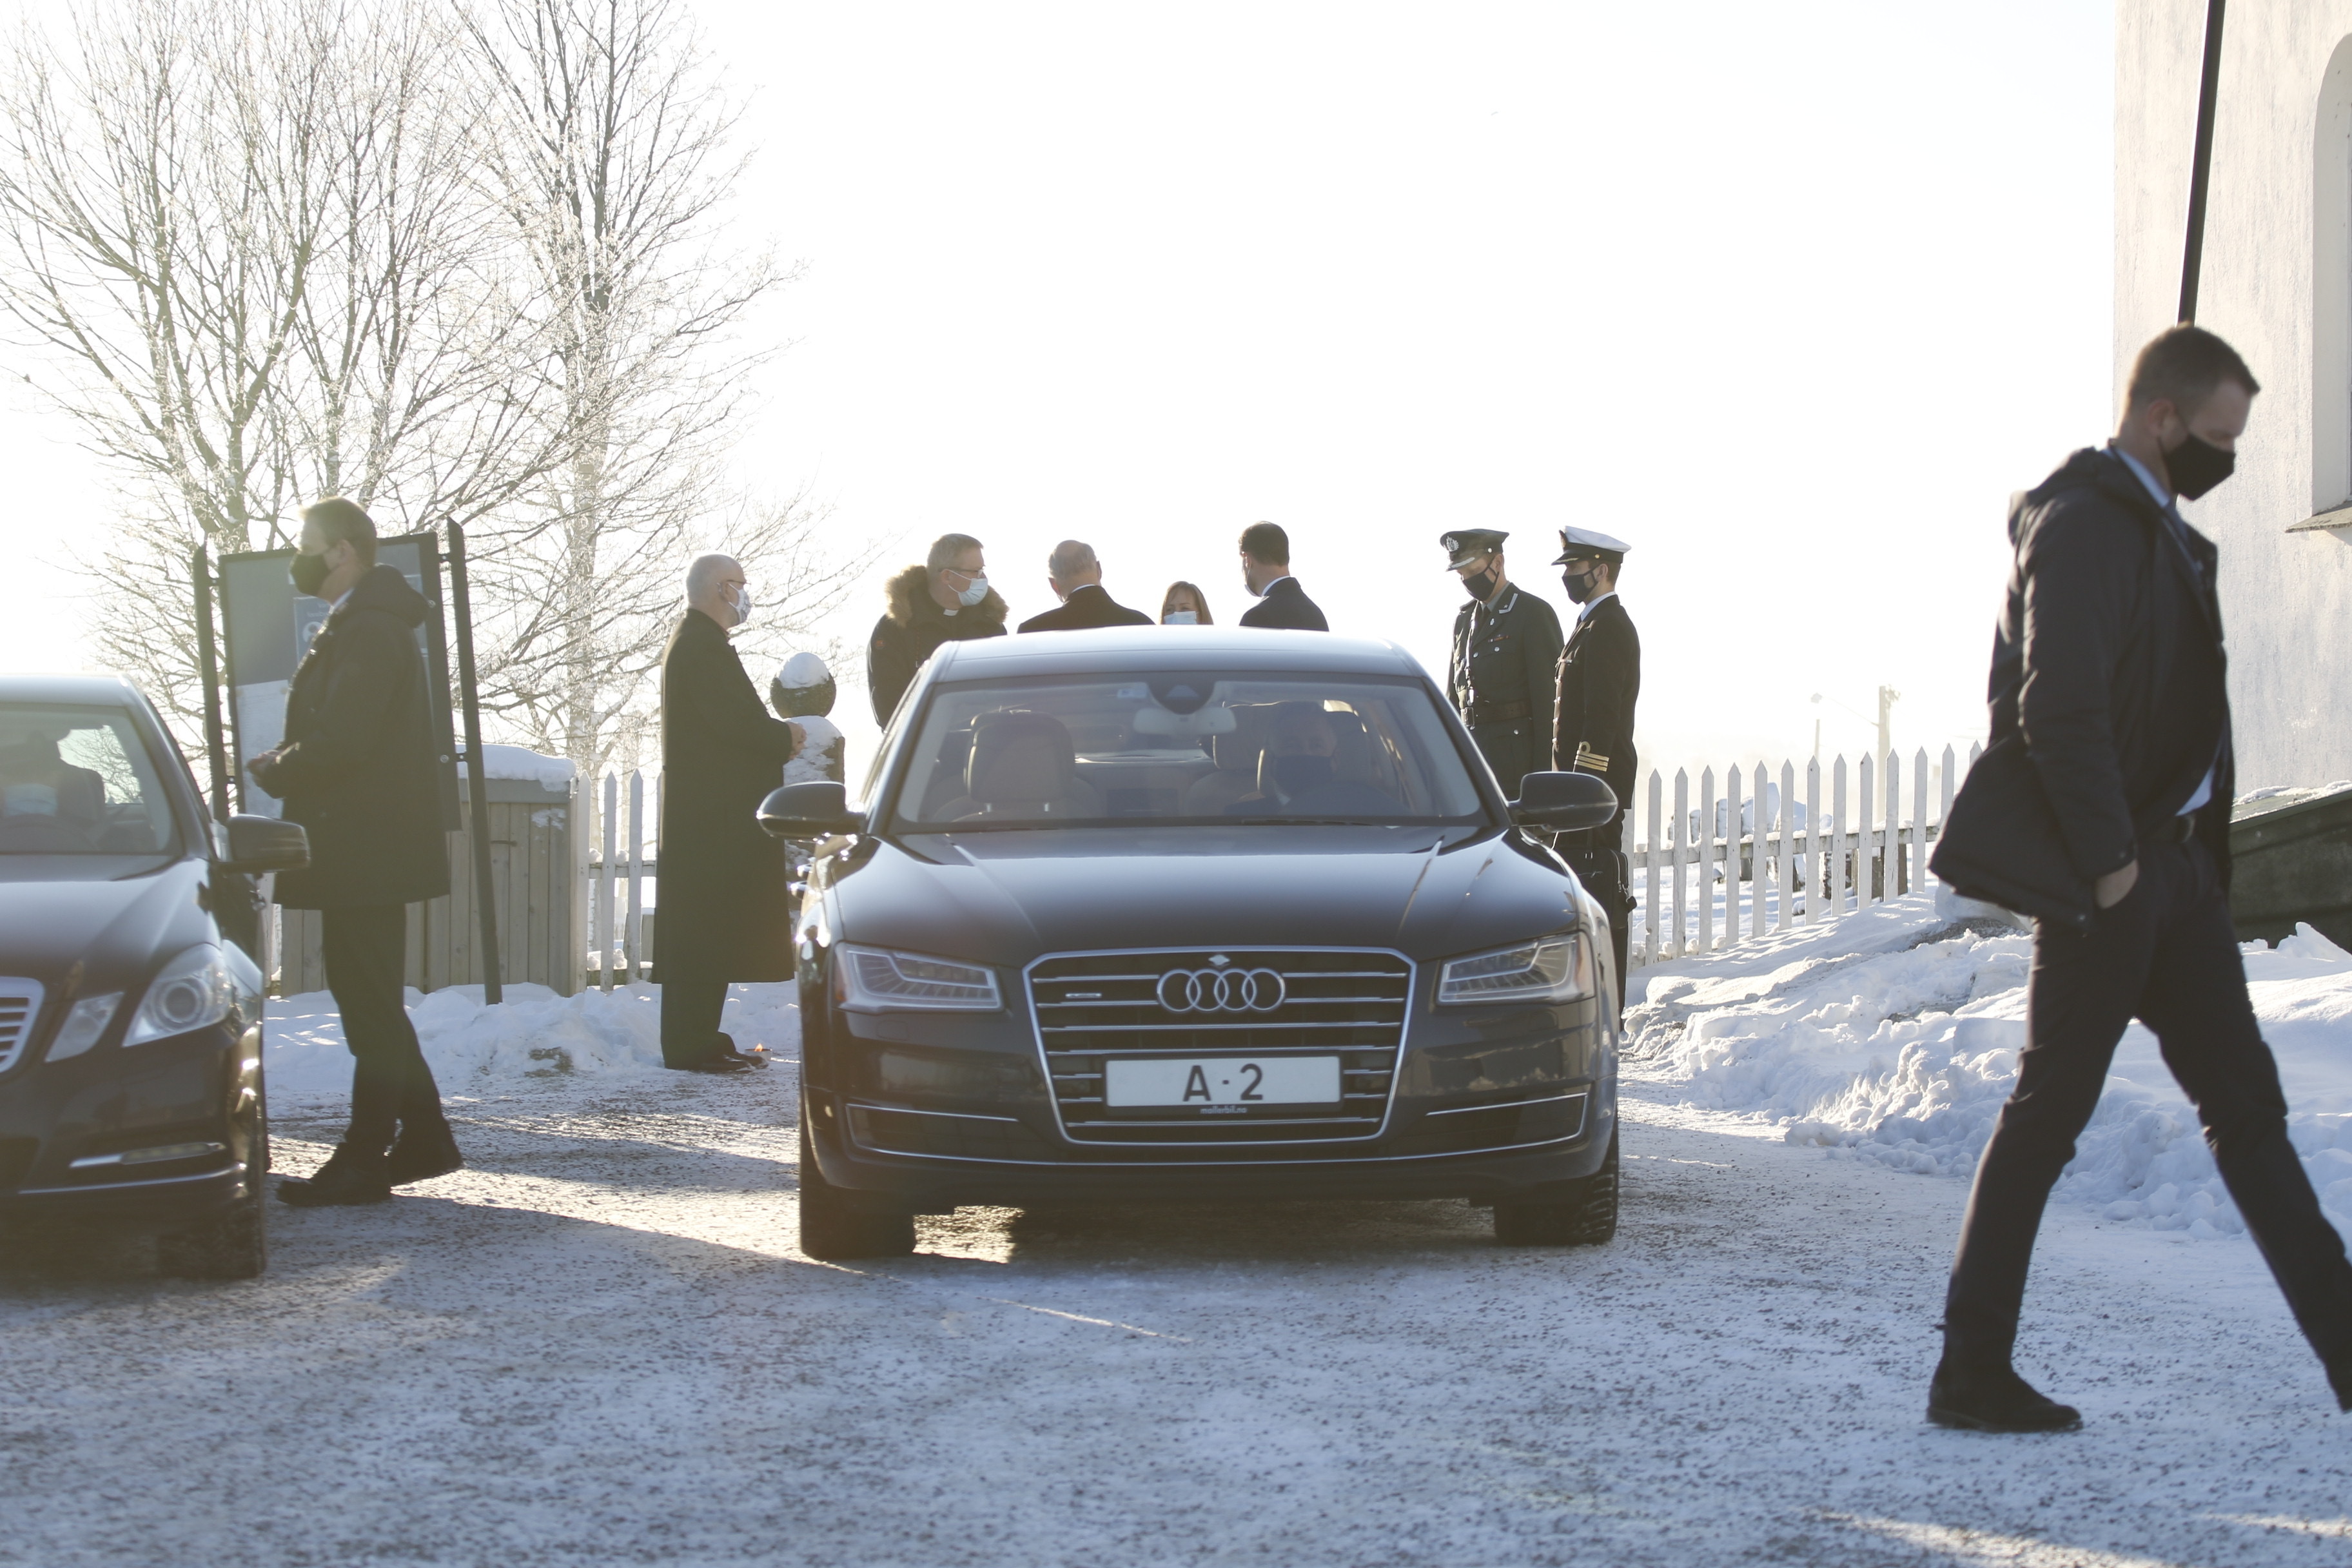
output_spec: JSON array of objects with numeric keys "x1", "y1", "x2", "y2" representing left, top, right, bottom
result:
[
  {"x1": 760, "y1": 628, "x2": 1623, "y2": 1259},
  {"x1": 0, "y1": 674, "x2": 306, "y2": 1277}
]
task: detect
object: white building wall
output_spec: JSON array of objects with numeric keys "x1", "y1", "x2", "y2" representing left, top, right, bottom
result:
[{"x1": 2118, "y1": 1, "x2": 2352, "y2": 789}]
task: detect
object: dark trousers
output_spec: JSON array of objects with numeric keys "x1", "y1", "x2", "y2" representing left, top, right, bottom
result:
[
  {"x1": 1944, "y1": 836, "x2": 2352, "y2": 1371},
  {"x1": 660, "y1": 964, "x2": 729, "y2": 1067},
  {"x1": 1562, "y1": 821, "x2": 1632, "y2": 1008},
  {"x1": 321, "y1": 904, "x2": 445, "y2": 1155}
]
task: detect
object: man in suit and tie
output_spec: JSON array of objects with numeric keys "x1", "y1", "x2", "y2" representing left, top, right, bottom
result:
[
  {"x1": 1236, "y1": 522, "x2": 1328, "y2": 631},
  {"x1": 1017, "y1": 540, "x2": 1155, "y2": 632},
  {"x1": 1550, "y1": 525, "x2": 1640, "y2": 992}
]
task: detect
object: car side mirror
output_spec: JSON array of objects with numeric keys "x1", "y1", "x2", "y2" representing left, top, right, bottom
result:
[
  {"x1": 758, "y1": 781, "x2": 867, "y2": 838},
  {"x1": 220, "y1": 813, "x2": 310, "y2": 873},
  {"x1": 1509, "y1": 771, "x2": 1619, "y2": 832}
]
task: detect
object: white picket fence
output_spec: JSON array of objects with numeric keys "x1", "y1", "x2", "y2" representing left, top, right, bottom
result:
[
  {"x1": 577, "y1": 745, "x2": 1986, "y2": 985},
  {"x1": 1624, "y1": 743, "x2": 1984, "y2": 971},
  {"x1": 585, "y1": 770, "x2": 660, "y2": 989}
]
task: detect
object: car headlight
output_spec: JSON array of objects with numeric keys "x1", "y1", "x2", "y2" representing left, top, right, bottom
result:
[
  {"x1": 123, "y1": 943, "x2": 240, "y2": 1046},
  {"x1": 45, "y1": 992, "x2": 124, "y2": 1061},
  {"x1": 834, "y1": 945, "x2": 1002, "y2": 1012},
  {"x1": 1436, "y1": 932, "x2": 1594, "y2": 1006}
]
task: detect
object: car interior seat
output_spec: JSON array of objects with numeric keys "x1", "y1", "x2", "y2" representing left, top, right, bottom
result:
[
  {"x1": 939, "y1": 711, "x2": 1102, "y2": 820},
  {"x1": 1181, "y1": 705, "x2": 1271, "y2": 814}
]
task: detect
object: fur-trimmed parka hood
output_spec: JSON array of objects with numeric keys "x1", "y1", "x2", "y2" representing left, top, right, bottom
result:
[{"x1": 884, "y1": 562, "x2": 1008, "y2": 630}]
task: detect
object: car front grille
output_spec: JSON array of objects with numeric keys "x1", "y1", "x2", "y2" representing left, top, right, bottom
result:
[
  {"x1": 0, "y1": 980, "x2": 44, "y2": 1074},
  {"x1": 1026, "y1": 948, "x2": 1411, "y2": 1146}
]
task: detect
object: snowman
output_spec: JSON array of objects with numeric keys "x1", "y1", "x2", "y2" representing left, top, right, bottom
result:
[{"x1": 769, "y1": 651, "x2": 844, "y2": 785}]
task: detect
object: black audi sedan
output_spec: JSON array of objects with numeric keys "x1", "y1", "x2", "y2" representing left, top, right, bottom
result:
[
  {"x1": 0, "y1": 674, "x2": 306, "y2": 1277},
  {"x1": 761, "y1": 628, "x2": 1623, "y2": 1259}
]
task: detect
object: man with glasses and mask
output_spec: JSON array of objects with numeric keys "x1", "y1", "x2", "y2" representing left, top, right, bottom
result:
[
  {"x1": 656, "y1": 554, "x2": 804, "y2": 1073},
  {"x1": 868, "y1": 533, "x2": 1008, "y2": 723},
  {"x1": 247, "y1": 498, "x2": 458, "y2": 1207},
  {"x1": 1926, "y1": 324, "x2": 2352, "y2": 1434},
  {"x1": 1442, "y1": 529, "x2": 1562, "y2": 800},
  {"x1": 1549, "y1": 525, "x2": 1639, "y2": 990}
]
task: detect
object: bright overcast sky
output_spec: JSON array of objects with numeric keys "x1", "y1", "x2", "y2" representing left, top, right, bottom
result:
[{"x1": 0, "y1": 0, "x2": 2116, "y2": 785}]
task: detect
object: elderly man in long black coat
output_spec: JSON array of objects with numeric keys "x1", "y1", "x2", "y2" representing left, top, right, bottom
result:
[
  {"x1": 656, "y1": 554, "x2": 803, "y2": 1072},
  {"x1": 249, "y1": 498, "x2": 457, "y2": 1206}
]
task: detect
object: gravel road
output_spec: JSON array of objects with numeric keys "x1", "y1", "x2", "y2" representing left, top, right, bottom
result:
[{"x1": 3, "y1": 1062, "x2": 2347, "y2": 1567}]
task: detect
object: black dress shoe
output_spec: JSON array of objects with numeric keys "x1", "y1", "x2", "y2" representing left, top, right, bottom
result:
[
  {"x1": 1926, "y1": 1358, "x2": 2082, "y2": 1433},
  {"x1": 386, "y1": 1121, "x2": 464, "y2": 1186},
  {"x1": 670, "y1": 1054, "x2": 758, "y2": 1075},
  {"x1": 716, "y1": 1032, "x2": 769, "y2": 1069},
  {"x1": 277, "y1": 1145, "x2": 393, "y2": 1207}
]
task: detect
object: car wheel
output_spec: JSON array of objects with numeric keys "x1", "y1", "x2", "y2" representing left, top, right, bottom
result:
[
  {"x1": 1492, "y1": 1127, "x2": 1618, "y2": 1246},
  {"x1": 158, "y1": 1186, "x2": 268, "y2": 1279},
  {"x1": 796, "y1": 1109, "x2": 915, "y2": 1260}
]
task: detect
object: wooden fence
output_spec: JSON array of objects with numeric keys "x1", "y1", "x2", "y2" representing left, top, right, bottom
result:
[
  {"x1": 1625, "y1": 743, "x2": 1984, "y2": 971},
  {"x1": 585, "y1": 769, "x2": 661, "y2": 990},
  {"x1": 276, "y1": 772, "x2": 582, "y2": 996}
]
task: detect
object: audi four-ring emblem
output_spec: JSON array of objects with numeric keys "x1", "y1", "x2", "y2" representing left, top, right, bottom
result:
[{"x1": 1157, "y1": 966, "x2": 1286, "y2": 1014}]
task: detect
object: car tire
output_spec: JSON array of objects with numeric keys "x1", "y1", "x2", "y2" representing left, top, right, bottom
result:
[
  {"x1": 796, "y1": 1110, "x2": 915, "y2": 1260},
  {"x1": 1492, "y1": 1126, "x2": 1618, "y2": 1246},
  {"x1": 158, "y1": 1186, "x2": 268, "y2": 1279}
]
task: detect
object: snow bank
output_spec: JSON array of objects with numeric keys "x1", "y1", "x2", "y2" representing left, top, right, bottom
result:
[
  {"x1": 475, "y1": 744, "x2": 577, "y2": 789},
  {"x1": 266, "y1": 981, "x2": 800, "y2": 1097},
  {"x1": 1626, "y1": 893, "x2": 2352, "y2": 1242}
]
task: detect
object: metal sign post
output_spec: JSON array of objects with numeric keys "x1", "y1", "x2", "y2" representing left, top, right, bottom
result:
[
  {"x1": 190, "y1": 546, "x2": 233, "y2": 823},
  {"x1": 2179, "y1": 0, "x2": 2226, "y2": 322},
  {"x1": 446, "y1": 520, "x2": 504, "y2": 1005}
]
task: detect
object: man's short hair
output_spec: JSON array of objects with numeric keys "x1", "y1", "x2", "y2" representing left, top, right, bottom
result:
[
  {"x1": 2126, "y1": 324, "x2": 2260, "y2": 415},
  {"x1": 1048, "y1": 539, "x2": 1097, "y2": 582},
  {"x1": 927, "y1": 532, "x2": 985, "y2": 572},
  {"x1": 1238, "y1": 521, "x2": 1289, "y2": 565},
  {"x1": 300, "y1": 497, "x2": 378, "y2": 567},
  {"x1": 685, "y1": 553, "x2": 738, "y2": 600}
]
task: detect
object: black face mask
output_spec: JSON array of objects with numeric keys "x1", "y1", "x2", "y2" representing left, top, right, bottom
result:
[
  {"x1": 2166, "y1": 431, "x2": 2235, "y2": 500},
  {"x1": 1273, "y1": 754, "x2": 1334, "y2": 797},
  {"x1": 1461, "y1": 565, "x2": 1498, "y2": 602},
  {"x1": 289, "y1": 550, "x2": 331, "y2": 598},
  {"x1": 1562, "y1": 564, "x2": 1601, "y2": 604}
]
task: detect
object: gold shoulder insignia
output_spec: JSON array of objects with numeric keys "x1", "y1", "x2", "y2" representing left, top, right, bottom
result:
[{"x1": 1573, "y1": 742, "x2": 1609, "y2": 772}]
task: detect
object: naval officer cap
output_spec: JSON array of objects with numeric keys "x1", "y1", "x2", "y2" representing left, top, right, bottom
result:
[
  {"x1": 1552, "y1": 525, "x2": 1631, "y2": 566},
  {"x1": 1440, "y1": 529, "x2": 1509, "y2": 571}
]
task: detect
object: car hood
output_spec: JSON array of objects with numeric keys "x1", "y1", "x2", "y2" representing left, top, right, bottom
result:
[
  {"x1": 0, "y1": 856, "x2": 211, "y2": 989},
  {"x1": 825, "y1": 826, "x2": 1589, "y2": 968}
]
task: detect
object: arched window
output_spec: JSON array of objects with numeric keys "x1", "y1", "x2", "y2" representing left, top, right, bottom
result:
[{"x1": 2309, "y1": 36, "x2": 2352, "y2": 520}]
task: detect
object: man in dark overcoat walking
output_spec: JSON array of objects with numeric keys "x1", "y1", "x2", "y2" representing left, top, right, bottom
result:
[
  {"x1": 656, "y1": 553, "x2": 803, "y2": 1072},
  {"x1": 1017, "y1": 540, "x2": 1154, "y2": 632},
  {"x1": 1237, "y1": 522, "x2": 1329, "y2": 631},
  {"x1": 1549, "y1": 526, "x2": 1639, "y2": 992},
  {"x1": 249, "y1": 498, "x2": 458, "y2": 1206},
  {"x1": 1928, "y1": 326, "x2": 2352, "y2": 1431},
  {"x1": 1442, "y1": 528, "x2": 1562, "y2": 799}
]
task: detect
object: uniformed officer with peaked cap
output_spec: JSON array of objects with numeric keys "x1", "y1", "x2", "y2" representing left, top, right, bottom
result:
[
  {"x1": 1443, "y1": 529, "x2": 1563, "y2": 800},
  {"x1": 1550, "y1": 525, "x2": 1640, "y2": 992}
]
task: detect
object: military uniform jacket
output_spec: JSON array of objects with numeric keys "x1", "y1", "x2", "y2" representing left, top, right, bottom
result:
[
  {"x1": 1447, "y1": 585, "x2": 1563, "y2": 797},
  {"x1": 1552, "y1": 594, "x2": 1640, "y2": 839}
]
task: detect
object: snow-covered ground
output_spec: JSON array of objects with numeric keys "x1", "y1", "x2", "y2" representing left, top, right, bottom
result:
[
  {"x1": 5, "y1": 942, "x2": 2351, "y2": 1565},
  {"x1": 1627, "y1": 892, "x2": 2352, "y2": 1246}
]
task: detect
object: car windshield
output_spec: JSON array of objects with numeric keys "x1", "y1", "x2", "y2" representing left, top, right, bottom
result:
[
  {"x1": 0, "y1": 703, "x2": 179, "y2": 855},
  {"x1": 886, "y1": 673, "x2": 1487, "y2": 830}
]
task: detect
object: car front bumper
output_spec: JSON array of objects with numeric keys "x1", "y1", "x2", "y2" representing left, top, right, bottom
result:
[{"x1": 0, "y1": 1019, "x2": 261, "y2": 1232}]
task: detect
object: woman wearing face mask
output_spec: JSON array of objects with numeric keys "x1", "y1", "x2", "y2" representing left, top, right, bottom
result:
[{"x1": 1160, "y1": 582, "x2": 1213, "y2": 625}]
